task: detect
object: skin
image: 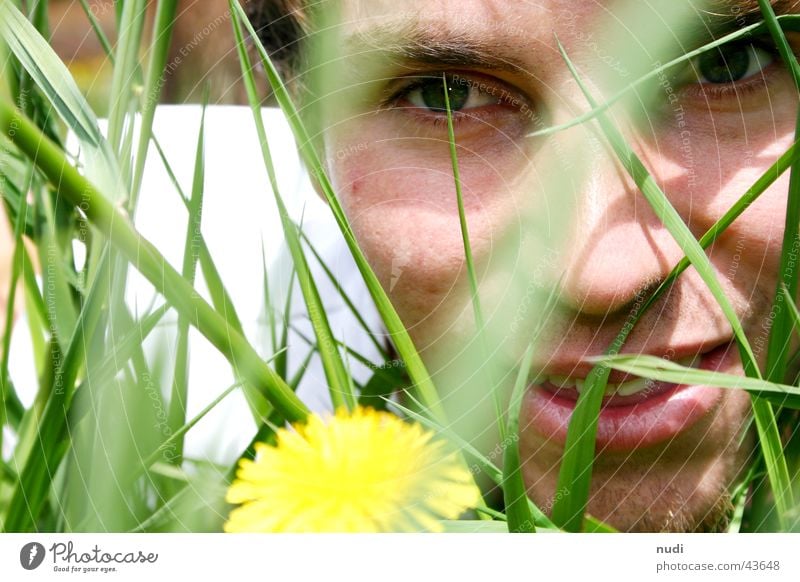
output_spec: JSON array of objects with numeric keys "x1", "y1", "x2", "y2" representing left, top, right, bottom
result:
[{"x1": 305, "y1": 0, "x2": 797, "y2": 530}]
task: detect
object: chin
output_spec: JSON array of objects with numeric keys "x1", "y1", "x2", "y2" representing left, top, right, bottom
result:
[{"x1": 519, "y1": 382, "x2": 755, "y2": 532}]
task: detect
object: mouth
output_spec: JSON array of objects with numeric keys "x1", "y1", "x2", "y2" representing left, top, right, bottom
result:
[{"x1": 521, "y1": 342, "x2": 736, "y2": 452}]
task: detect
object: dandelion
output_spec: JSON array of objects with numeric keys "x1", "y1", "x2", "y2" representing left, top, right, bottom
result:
[{"x1": 224, "y1": 406, "x2": 480, "y2": 532}]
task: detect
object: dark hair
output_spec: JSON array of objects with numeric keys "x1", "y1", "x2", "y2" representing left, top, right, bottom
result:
[
  {"x1": 245, "y1": 0, "x2": 795, "y2": 81},
  {"x1": 244, "y1": 0, "x2": 308, "y2": 80}
]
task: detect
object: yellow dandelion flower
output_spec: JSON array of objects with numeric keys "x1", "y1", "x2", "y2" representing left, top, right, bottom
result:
[{"x1": 224, "y1": 406, "x2": 480, "y2": 532}]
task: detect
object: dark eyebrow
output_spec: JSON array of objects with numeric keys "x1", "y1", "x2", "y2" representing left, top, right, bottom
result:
[
  {"x1": 341, "y1": 1, "x2": 800, "y2": 78},
  {"x1": 701, "y1": 0, "x2": 799, "y2": 37},
  {"x1": 343, "y1": 20, "x2": 531, "y2": 74}
]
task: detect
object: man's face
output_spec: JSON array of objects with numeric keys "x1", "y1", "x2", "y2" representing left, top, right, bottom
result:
[{"x1": 314, "y1": 0, "x2": 796, "y2": 530}]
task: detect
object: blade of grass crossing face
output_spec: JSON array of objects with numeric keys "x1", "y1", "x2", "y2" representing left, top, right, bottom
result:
[
  {"x1": 230, "y1": 0, "x2": 446, "y2": 422},
  {"x1": 599, "y1": 354, "x2": 800, "y2": 402},
  {"x1": 551, "y1": 39, "x2": 792, "y2": 530},
  {"x1": 231, "y1": 9, "x2": 356, "y2": 412},
  {"x1": 757, "y1": 7, "x2": 800, "y2": 526},
  {"x1": 442, "y1": 72, "x2": 504, "y2": 434},
  {"x1": 442, "y1": 74, "x2": 484, "y2": 334},
  {"x1": 528, "y1": 15, "x2": 800, "y2": 139},
  {"x1": 503, "y1": 342, "x2": 536, "y2": 533}
]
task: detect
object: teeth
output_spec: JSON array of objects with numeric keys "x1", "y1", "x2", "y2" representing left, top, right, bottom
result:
[
  {"x1": 549, "y1": 375, "x2": 573, "y2": 388},
  {"x1": 536, "y1": 353, "x2": 702, "y2": 397},
  {"x1": 615, "y1": 377, "x2": 653, "y2": 397},
  {"x1": 538, "y1": 375, "x2": 655, "y2": 397}
]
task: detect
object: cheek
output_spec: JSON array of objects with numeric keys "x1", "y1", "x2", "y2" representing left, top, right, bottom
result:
[
  {"x1": 645, "y1": 125, "x2": 790, "y2": 288},
  {"x1": 328, "y1": 140, "x2": 519, "y2": 333}
]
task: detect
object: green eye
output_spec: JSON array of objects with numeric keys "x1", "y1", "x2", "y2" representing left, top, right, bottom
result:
[
  {"x1": 417, "y1": 77, "x2": 470, "y2": 111},
  {"x1": 695, "y1": 43, "x2": 773, "y2": 84},
  {"x1": 405, "y1": 75, "x2": 498, "y2": 112}
]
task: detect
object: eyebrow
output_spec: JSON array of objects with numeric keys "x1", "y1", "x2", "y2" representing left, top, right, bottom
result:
[
  {"x1": 342, "y1": 1, "x2": 800, "y2": 76},
  {"x1": 702, "y1": 0, "x2": 799, "y2": 35},
  {"x1": 343, "y1": 20, "x2": 531, "y2": 74}
]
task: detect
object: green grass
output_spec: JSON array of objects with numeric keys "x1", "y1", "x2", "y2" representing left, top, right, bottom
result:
[{"x1": 0, "y1": 0, "x2": 799, "y2": 533}]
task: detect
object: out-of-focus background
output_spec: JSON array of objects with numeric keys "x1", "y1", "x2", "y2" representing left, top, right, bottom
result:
[{"x1": 49, "y1": 0, "x2": 250, "y2": 111}]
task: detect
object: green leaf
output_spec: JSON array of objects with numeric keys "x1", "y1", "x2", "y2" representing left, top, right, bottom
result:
[
  {"x1": 502, "y1": 342, "x2": 536, "y2": 533},
  {"x1": 230, "y1": 6, "x2": 356, "y2": 412},
  {"x1": 390, "y1": 395, "x2": 557, "y2": 531},
  {"x1": 0, "y1": 1, "x2": 125, "y2": 204},
  {"x1": 528, "y1": 15, "x2": 800, "y2": 139},
  {"x1": 129, "y1": 0, "x2": 179, "y2": 209},
  {"x1": 550, "y1": 37, "x2": 793, "y2": 532},
  {"x1": 229, "y1": 0, "x2": 446, "y2": 422},
  {"x1": 599, "y1": 353, "x2": 800, "y2": 407},
  {"x1": 167, "y1": 96, "x2": 208, "y2": 464},
  {"x1": 0, "y1": 103, "x2": 310, "y2": 524}
]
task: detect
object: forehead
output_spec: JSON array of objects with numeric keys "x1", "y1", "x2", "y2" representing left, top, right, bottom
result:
[
  {"x1": 339, "y1": 0, "x2": 790, "y2": 20},
  {"x1": 337, "y1": 0, "x2": 796, "y2": 43},
  {"x1": 328, "y1": 0, "x2": 800, "y2": 88}
]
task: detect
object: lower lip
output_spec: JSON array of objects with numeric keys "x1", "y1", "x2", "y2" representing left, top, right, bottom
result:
[{"x1": 521, "y1": 343, "x2": 734, "y2": 452}]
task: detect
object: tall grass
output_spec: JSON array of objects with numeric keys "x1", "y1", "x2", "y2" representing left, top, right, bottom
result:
[{"x1": 0, "y1": 0, "x2": 798, "y2": 533}]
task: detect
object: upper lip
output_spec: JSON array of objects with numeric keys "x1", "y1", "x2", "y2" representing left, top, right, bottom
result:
[{"x1": 530, "y1": 340, "x2": 731, "y2": 385}]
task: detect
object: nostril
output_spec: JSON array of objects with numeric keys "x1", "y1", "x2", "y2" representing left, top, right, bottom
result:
[{"x1": 557, "y1": 267, "x2": 663, "y2": 317}]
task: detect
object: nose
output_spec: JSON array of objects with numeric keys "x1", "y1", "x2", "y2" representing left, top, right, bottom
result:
[{"x1": 554, "y1": 134, "x2": 686, "y2": 317}]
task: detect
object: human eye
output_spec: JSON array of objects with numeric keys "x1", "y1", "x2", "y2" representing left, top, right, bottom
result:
[
  {"x1": 385, "y1": 72, "x2": 536, "y2": 134},
  {"x1": 694, "y1": 42, "x2": 774, "y2": 85},
  {"x1": 401, "y1": 74, "x2": 502, "y2": 112},
  {"x1": 678, "y1": 38, "x2": 782, "y2": 102}
]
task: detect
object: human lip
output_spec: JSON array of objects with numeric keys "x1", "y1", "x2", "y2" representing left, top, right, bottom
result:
[
  {"x1": 521, "y1": 343, "x2": 734, "y2": 452},
  {"x1": 533, "y1": 353, "x2": 702, "y2": 403}
]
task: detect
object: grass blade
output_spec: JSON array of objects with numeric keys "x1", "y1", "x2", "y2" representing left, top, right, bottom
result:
[
  {"x1": 231, "y1": 6, "x2": 356, "y2": 411},
  {"x1": 0, "y1": 102, "x2": 309, "y2": 425},
  {"x1": 106, "y1": 0, "x2": 146, "y2": 154},
  {"x1": 299, "y1": 230, "x2": 389, "y2": 359},
  {"x1": 599, "y1": 354, "x2": 800, "y2": 406},
  {"x1": 551, "y1": 38, "x2": 792, "y2": 530},
  {"x1": 0, "y1": 1, "x2": 124, "y2": 205},
  {"x1": 528, "y1": 15, "x2": 800, "y2": 139},
  {"x1": 230, "y1": 0, "x2": 446, "y2": 422},
  {"x1": 167, "y1": 97, "x2": 208, "y2": 464},
  {"x1": 502, "y1": 342, "x2": 536, "y2": 533},
  {"x1": 129, "y1": 0, "x2": 179, "y2": 210}
]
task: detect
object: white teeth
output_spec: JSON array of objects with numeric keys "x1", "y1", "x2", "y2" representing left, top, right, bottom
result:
[
  {"x1": 550, "y1": 375, "x2": 573, "y2": 388},
  {"x1": 615, "y1": 377, "x2": 652, "y2": 397},
  {"x1": 536, "y1": 353, "x2": 701, "y2": 397}
]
